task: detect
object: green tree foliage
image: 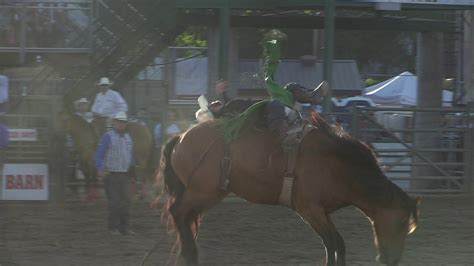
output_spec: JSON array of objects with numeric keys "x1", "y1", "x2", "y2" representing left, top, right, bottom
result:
[{"x1": 174, "y1": 26, "x2": 208, "y2": 47}]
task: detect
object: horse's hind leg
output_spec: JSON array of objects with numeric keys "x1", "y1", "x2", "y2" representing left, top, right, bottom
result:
[
  {"x1": 298, "y1": 208, "x2": 346, "y2": 266},
  {"x1": 169, "y1": 187, "x2": 225, "y2": 266},
  {"x1": 170, "y1": 199, "x2": 198, "y2": 265}
]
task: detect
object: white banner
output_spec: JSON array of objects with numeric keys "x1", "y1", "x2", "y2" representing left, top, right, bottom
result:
[
  {"x1": 1, "y1": 164, "x2": 49, "y2": 200},
  {"x1": 8, "y1": 129, "x2": 38, "y2": 141}
]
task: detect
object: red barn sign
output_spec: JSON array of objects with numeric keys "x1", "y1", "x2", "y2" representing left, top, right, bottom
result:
[{"x1": 1, "y1": 164, "x2": 49, "y2": 200}]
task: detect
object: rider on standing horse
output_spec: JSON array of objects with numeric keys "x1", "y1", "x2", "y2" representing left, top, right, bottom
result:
[
  {"x1": 91, "y1": 77, "x2": 128, "y2": 132},
  {"x1": 74, "y1": 97, "x2": 94, "y2": 123}
]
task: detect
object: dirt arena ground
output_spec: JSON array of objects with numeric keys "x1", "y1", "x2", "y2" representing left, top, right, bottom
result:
[{"x1": 0, "y1": 193, "x2": 473, "y2": 266}]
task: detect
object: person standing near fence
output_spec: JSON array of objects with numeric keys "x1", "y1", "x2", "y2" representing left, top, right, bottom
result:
[{"x1": 95, "y1": 111, "x2": 136, "y2": 235}]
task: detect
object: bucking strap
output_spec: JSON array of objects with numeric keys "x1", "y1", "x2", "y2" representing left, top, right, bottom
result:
[
  {"x1": 278, "y1": 124, "x2": 317, "y2": 207},
  {"x1": 219, "y1": 142, "x2": 231, "y2": 191}
]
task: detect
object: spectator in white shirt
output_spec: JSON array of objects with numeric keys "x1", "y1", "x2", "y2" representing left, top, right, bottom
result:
[{"x1": 91, "y1": 77, "x2": 128, "y2": 119}]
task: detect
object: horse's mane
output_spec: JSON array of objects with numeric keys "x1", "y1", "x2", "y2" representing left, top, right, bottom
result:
[
  {"x1": 309, "y1": 112, "x2": 410, "y2": 205},
  {"x1": 309, "y1": 112, "x2": 378, "y2": 167},
  {"x1": 64, "y1": 112, "x2": 97, "y2": 137}
]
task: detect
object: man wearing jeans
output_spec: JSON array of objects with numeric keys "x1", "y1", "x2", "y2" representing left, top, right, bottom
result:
[{"x1": 95, "y1": 111, "x2": 135, "y2": 235}]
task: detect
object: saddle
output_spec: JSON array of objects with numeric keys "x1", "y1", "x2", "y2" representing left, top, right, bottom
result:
[{"x1": 219, "y1": 118, "x2": 317, "y2": 208}]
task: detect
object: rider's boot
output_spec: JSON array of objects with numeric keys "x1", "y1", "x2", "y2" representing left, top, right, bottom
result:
[
  {"x1": 310, "y1": 80, "x2": 329, "y2": 103},
  {"x1": 284, "y1": 80, "x2": 329, "y2": 105}
]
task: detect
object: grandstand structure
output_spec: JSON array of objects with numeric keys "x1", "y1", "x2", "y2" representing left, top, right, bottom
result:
[
  {"x1": 0, "y1": 1, "x2": 472, "y2": 111},
  {"x1": 0, "y1": 1, "x2": 473, "y2": 199}
]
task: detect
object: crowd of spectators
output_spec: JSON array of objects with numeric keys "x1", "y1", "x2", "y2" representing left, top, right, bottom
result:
[{"x1": 0, "y1": 5, "x2": 82, "y2": 47}]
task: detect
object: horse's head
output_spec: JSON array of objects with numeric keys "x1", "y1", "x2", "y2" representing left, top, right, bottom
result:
[
  {"x1": 308, "y1": 112, "x2": 420, "y2": 265},
  {"x1": 372, "y1": 196, "x2": 420, "y2": 266}
]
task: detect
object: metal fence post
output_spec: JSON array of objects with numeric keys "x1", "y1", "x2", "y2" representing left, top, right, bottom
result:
[
  {"x1": 19, "y1": 3, "x2": 27, "y2": 64},
  {"x1": 467, "y1": 102, "x2": 474, "y2": 193},
  {"x1": 351, "y1": 107, "x2": 360, "y2": 139}
]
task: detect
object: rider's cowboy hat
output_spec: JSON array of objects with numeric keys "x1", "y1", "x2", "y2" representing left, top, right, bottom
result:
[
  {"x1": 114, "y1": 111, "x2": 128, "y2": 122},
  {"x1": 74, "y1": 98, "x2": 89, "y2": 109},
  {"x1": 75, "y1": 97, "x2": 89, "y2": 104},
  {"x1": 97, "y1": 77, "x2": 113, "y2": 86}
]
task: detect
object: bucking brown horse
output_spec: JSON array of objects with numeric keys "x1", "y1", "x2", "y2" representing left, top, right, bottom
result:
[{"x1": 157, "y1": 112, "x2": 419, "y2": 266}]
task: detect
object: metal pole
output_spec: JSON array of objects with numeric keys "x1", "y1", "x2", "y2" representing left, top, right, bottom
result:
[
  {"x1": 163, "y1": 48, "x2": 173, "y2": 144},
  {"x1": 218, "y1": 2, "x2": 230, "y2": 81},
  {"x1": 19, "y1": 3, "x2": 27, "y2": 64},
  {"x1": 89, "y1": 0, "x2": 95, "y2": 53},
  {"x1": 413, "y1": 32, "x2": 444, "y2": 190},
  {"x1": 351, "y1": 107, "x2": 360, "y2": 138},
  {"x1": 323, "y1": 0, "x2": 335, "y2": 113},
  {"x1": 467, "y1": 102, "x2": 474, "y2": 193}
]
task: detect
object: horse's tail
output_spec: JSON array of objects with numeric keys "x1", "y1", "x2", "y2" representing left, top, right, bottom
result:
[
  {"x1": 160, "y1": 135, "x2": 183, "y2": 199},
  {"x1": 155, "y1": 135, "x2": 185, "y2": 234}
]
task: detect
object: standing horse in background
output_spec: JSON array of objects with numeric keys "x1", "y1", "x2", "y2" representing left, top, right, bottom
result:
[
  {"x1": 157, "y1": 112, "x2": 419, "y2": 266},
  {"x1": 59, "y1": 112, "x2": 99, "y2": 199},
  {"x1": 60, "y1": 113, "x2": 155, "y2": 200}
]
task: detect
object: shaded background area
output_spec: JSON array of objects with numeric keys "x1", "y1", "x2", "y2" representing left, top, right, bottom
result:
[{"x1": 0, "y1": 195, "x2": 473, "y2": 266}]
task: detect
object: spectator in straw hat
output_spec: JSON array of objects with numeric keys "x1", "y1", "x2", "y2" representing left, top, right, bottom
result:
[
  {"x1": 95, "y1": 111, "x2": 136, "y2": 236},
  {"x1": 74, "y1": 97, "x2": 93, "y2": 123}
]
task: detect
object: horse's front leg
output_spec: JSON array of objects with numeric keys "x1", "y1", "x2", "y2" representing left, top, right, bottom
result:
[{"x1": 298, "y1": 208, "x2": 346, "y2": 266}]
